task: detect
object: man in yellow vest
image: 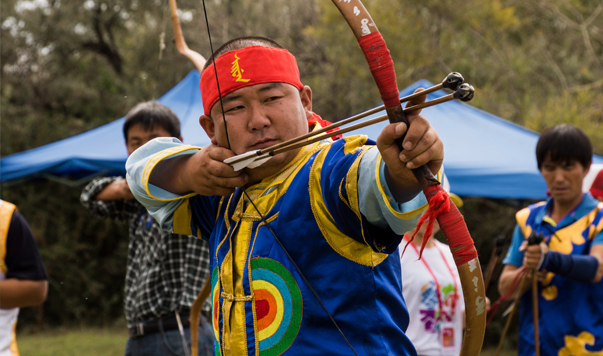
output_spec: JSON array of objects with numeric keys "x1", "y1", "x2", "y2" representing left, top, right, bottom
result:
[{"x1": 0, "y1": 200, "x2": 48, "y2": 356}]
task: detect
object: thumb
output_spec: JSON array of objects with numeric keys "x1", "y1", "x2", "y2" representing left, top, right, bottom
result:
[{"x1": 376, "y1": 122, "x2": 407, "y2": 151}]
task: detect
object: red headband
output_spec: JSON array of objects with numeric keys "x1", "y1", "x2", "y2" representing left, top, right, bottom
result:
[{"x1": 200, "y1": 46, "x2": 303, "y2": 116}]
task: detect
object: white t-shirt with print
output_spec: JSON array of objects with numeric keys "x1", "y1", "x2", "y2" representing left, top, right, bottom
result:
[{"x1": 400, "y1": 239, "x2": 465, "y2": 356}]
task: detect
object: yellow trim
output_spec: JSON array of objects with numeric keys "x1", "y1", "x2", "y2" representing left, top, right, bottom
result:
[
  {"x1": 0, "y1": 200, "x2": 17, "y2": 275},
  {"x1": 248, "y1": 213, "x2": 278, "y2": 356},
  {"x1": 172, "y1": 198, "x2": 193, "y2": 235},
  {"x1": 309, "y1": 147, "x2": 388, "y2": 266},
  {"x1": 373, "y1": 156, "x2": 437, "y2": 220},
  {"x1": 216, "y1": 197, "x2": 225, "y2": 222},
  {"x1": 10, "y1": 319, "x2": 19, "y2": 356},
  {"x1": 338, "y1": 179, "x2": 352, "y2": 211},
  {"x1": 345, "y1": 147, "x2": 372, "y2": 218},
  {"x1": 542, "y1": 216, "x2": 557, "y2": 228},
  {"x1": 142, "y1": 145, "x2": 201, "y2": 201}
]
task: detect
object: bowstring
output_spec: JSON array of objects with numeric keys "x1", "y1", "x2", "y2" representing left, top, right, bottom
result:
[{"x1": 200, "y1": 1, "x2": 358, "y2": 354}]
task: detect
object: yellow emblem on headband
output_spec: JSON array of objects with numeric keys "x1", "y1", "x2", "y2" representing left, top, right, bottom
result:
[{"x1": 231, "y1": 54, "x2": 250, "y2": 83}]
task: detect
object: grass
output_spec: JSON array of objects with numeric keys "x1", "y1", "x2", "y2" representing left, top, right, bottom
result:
[
  {"x1": 17, "y1": 327, "x2": 516, "y2": 356},
  {"x1": 17, "y1": 327, "x2": 128, "y2": 356}
]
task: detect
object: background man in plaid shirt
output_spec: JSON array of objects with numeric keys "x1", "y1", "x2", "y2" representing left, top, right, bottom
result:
[{"x1": 81, "y1": 101, "x2": 213, "y2": 356}]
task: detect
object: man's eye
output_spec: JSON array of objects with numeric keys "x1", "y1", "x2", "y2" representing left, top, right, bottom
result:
[
  {"x1": 265, "y1": 96, "x2": 282, "y2": 102},
  {"x1": 225, "y1": 105, "x2": 244, "y2": 113}
]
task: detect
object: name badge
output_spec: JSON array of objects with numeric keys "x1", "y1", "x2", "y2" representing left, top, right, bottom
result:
[{"x1": 439, "y1": 320, "x2": 456, "y2": 356}]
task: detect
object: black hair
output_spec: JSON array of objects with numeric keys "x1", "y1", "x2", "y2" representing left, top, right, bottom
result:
[
  {"x1": 202, "y1": 36, "x2": 284, "y2": 71},
  {"x1": 536, "y1": 124, "x2": 592, "y2": 170},
  {"x1": 122, "y1": 101, "x2": 180, "y2": 141}
]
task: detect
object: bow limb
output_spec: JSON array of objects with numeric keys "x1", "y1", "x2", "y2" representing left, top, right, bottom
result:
[
  {"x1": 329, "y1": 1, "x2": 486, "y2": 355},
  {"x1": 189, "y1": 274, "x2": 212, "y2": 356},
  {"x1": 168, "y1": 2, "x2": 209, "y2": 354},
  {"x1": 169, "y1": 0, "x2": 207, "y2": 72}
]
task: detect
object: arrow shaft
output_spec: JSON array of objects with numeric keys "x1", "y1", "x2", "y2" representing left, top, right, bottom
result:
[
  {"x1": 227, "y1": 92, "x2": 453, "y2": 166},
  {"x1": 267, "y1": 93, "x2": 455, "y2": 157}
]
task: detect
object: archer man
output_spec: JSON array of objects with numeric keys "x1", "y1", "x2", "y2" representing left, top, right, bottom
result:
[
  {"x1": 126, "y1": 36, "x2": 444, "y2": 356},
  {"x1": 499, "y1": 124, "x2": 603, "y2": 356}
]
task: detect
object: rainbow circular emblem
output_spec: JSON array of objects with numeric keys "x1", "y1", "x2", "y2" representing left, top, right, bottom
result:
[
  {"x1": 211, "y1": 266, "x2": 221, "y2": 356},
  {"x1": 250, "y1": 258, "x2": 303, "y2": 355}
]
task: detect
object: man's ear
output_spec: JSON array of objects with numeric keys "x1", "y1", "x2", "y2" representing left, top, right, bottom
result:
[
  {"x1": 199, "y1": 115, "x2": 215, "y2": 142},
  {"x1": 300, "y1": 86, "x2": 313, "y2": 120}
]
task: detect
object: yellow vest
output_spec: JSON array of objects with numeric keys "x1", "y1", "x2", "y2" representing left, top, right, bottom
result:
[{"x1": 0, "y1": 200, "x2": 20, "y2": 356}]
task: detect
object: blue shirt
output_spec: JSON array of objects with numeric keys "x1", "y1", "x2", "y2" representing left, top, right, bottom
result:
[
  {"x1": 126, "y1": 135, "x2": 442, "y2": 356},
  {"x1": 503, "y1": 193, "x2": 603, "y2": 356}
]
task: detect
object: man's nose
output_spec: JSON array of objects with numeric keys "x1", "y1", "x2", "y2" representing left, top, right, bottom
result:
[
  {"x1": 247, "y1": 105, "x2": 271, "y2": 131},
  {"x1": 553, "y1": 167, "x2": 566, "y2": 182}
]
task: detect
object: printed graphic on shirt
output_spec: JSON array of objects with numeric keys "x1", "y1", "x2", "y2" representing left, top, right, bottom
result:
[
  {"x1": 558, "y1": 331, "x2": 603, "y2": 356},
  {"x1": 418, "y1": 281, "x2": 458, "y2": 333},
  {"x1": 250, "y1": 258, "x2": 303, "y2": 356}
]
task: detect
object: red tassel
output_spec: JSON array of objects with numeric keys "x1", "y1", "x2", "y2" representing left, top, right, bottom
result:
[{"x1": 402, "y1": 185, "x2": 450, "y2": 259}]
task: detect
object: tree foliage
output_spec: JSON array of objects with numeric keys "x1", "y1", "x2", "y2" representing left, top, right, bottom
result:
[{"x1": 2, "y1": 0, "x2": 602, "y2": 348}]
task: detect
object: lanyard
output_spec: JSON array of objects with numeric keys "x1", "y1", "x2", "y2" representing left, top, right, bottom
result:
[{"x1": 403, "y1": 235, "x2": 459, "y2": 318}]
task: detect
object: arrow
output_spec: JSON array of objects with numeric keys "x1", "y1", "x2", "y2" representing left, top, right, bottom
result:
[{"x1": 224, "y1": 83, "x2": 474, "y2": 171}]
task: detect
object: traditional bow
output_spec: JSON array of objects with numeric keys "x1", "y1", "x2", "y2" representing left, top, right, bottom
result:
[{"x1": 328, "y1": 1, "x2": 486, "y2": 355}]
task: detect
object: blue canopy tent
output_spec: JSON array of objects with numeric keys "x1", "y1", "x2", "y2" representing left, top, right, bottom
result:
[
  {"x1": 1, "y1": 70, "x2": 211, "y2": 185},
  {"x1": 345, "y1": 79, "x2": 603, "y2": 199},
  {"x1": 2, "y1": 72, "x2": 601, "y2": 199}
]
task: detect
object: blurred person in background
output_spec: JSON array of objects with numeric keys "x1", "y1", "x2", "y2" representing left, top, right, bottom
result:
[
  {"x1": 498, "y1": 124, "x2": 603, "y2": 356},
  {"x1": 0, "y1": 200, "x2": 48, "y2": 356},
  {"x1": 80, "y1": 101, "x2": 213, "y2": 356},
  {"x1": 399, "y1": 177, "x2": 465, "y2": 356}
]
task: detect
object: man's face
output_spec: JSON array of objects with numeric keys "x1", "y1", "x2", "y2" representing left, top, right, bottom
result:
[
  {"x1": 126, "y1": 123, "x2": 175, "y2": 156},
  {"x1": 200, "y1": 82, "x2": 312, "y2": 175},
  {"x1": 540, "y1": 156, "x2": 590, "y2": 205}
]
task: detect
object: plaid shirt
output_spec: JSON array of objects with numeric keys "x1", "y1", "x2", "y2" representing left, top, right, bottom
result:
[{"x1": 81, "y1": 177, "x2": 210, "y2": 326}]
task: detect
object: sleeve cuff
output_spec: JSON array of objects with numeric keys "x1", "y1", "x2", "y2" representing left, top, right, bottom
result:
[
  {"x1": 125, "y1": 137, "x2": 202, "y2": 231},
  {"x1": 358, "y1": 147, "x2": 442, "y2": 235}
]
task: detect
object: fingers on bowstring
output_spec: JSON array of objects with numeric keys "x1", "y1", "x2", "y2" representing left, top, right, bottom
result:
[
  {"x1": 404, "y1": 131, "x2": 442, "y2": 170},
  {"x1": 206, "y1": 171, "x2": 247, "y2": 195},
  {"x1": 208, "y1": 185, "x2": 237, "y2": 197},
  {"x1": 400, "y1": 115, "x2": 430, "y2": 153},
  {"x1": 204, "y1": 145, "x2": 248, "y2": 187},
  {"x1": 376, "y1": 122, "x2": 408, "y2": 152}
]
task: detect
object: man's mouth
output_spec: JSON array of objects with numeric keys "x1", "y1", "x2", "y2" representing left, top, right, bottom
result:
[
  {"x1": 249, "y1": 138, "x2": 278, "y2": 150},
  {"x1": 551, "y1": 187, "x2": 569, "y2": 194}
]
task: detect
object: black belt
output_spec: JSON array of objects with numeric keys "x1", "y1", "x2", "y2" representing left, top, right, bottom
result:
[{"x1": 128, "y1": 311, "x2": 191, "y2": 339}]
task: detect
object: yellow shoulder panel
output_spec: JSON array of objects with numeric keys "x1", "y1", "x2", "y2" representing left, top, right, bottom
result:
[
  {"x1": 515, "y1": 207, "x2": 533, "y2": 238},
  {"x1": 342, "y1": 135, "x2": 368, "y2": 155},
  {"x1": 173, "y1": 198, "x2": 193, "y2": 236},
  {"x1": 309, "y1": 148, "x2": 388, "y2": 266}
]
